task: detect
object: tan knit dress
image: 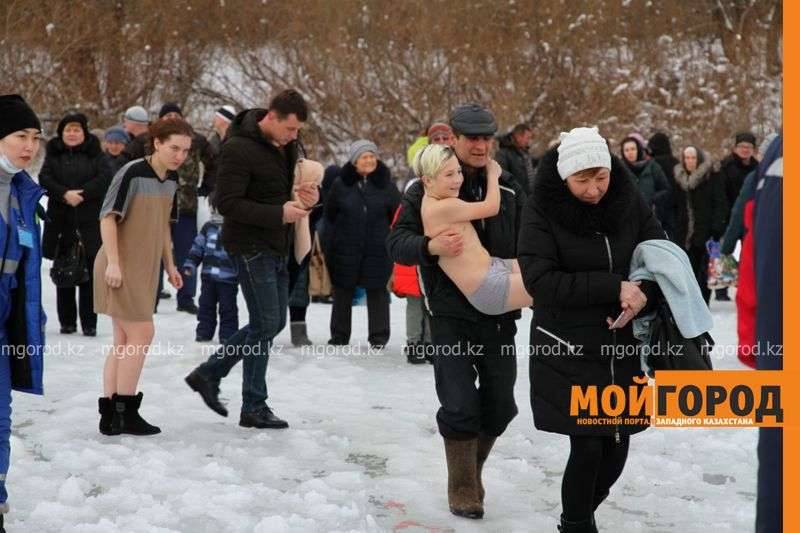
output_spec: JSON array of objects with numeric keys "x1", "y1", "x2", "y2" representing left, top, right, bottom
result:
[{"x1": 94, "y1": 159, "x2": 178, "y2": 321}]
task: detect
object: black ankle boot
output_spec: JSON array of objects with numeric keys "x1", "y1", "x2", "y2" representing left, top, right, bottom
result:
[
  {"x1": 111, "y1": 393, "x2": 161, "y2": 435},
  {"x1": 98, "y1": 397, "x2": 113, "y2": 435}
]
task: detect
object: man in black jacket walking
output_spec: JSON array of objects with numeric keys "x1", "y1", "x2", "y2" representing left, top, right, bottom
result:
[
  {"x1": 185, "y1": 90, "x2": 317, "y2": 429},
  {"x1": 387, "y1": 103, "x2": 525, "y2": 519}
]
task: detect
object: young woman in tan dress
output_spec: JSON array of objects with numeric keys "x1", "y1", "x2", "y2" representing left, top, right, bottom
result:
[{"x1": 94, "y1": 118, "x2": 193, "y2": 436}]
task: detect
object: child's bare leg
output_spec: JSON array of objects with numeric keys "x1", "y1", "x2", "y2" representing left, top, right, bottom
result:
[
  {"x1": 505, "y1": 273, "x2": 533, "y2": 311},
  {"x1": 510, "y1": 258, "x2": 521, "y2": 274}
]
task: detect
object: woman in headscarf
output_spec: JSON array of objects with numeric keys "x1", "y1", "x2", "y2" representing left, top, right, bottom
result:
[
  {"x1": 619, "y1": 135, "x2": 671, "y2": 230},
  {"x1": 672, "y1": 146, "x2": 728, "y2": 304}
]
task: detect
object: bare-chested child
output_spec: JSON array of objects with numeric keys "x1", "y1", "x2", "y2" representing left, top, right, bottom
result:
[{"x1": 415, "y1": 143, "x2": 533, "y2": 315}]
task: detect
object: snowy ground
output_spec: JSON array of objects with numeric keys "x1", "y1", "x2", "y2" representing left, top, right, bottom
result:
[{"x1": 9, "y1": 274, "x2": 756, "y2": 532}]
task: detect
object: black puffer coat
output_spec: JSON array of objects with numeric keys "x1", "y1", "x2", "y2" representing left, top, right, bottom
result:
[
  {"x1": 323, "y1": 161, "x2": 400, "y2": 289},
  {"x1": 39, "y1": 115, "x2": 112, "y2": 260},
  {"x1": 518, "y1": 147, "x2": 664, "y2": 436},
  {"x1": 215, "y1": 109, "x2": 299, "y2": 256}
]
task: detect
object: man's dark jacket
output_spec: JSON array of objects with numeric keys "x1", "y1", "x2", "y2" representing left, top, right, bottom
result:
[{"x1": 216, "y1": 109, "x2": 299, "y2": 256}]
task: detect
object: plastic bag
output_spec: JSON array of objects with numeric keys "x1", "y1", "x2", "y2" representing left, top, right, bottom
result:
[{"x1": 706, "y1": 239, "x2": 737, "y2": 289}]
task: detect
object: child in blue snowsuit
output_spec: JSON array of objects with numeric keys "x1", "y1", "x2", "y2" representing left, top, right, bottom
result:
[
  {"x1": 182, "y1": 209, "x2": 239, "y2": 343},
  {"x1": 0, "y1": 95, "x2": 45, "y2": 528}
]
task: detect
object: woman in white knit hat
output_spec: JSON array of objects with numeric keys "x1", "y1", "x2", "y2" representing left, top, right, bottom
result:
[{"x1": 518, "y1": 127, "x2": 666, "y2": 532}]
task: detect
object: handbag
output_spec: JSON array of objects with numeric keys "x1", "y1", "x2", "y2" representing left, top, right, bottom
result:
[
  {"x1": 308, "y1": 232, "x2": 332, "y2": 298},
  {"x1": 645, "y1": 299, "x2": 714, "y2": 376},
  {"x1": 50, "y1": 213, "x2": 90, "y2": 288}
]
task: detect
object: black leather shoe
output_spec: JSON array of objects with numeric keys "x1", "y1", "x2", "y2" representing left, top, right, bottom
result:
[
  {"x1": 60, "y1": 325, "x2": 77, "y2": 334},
  {"x1": 177, "y1": 302, "x2": 199, "y2": 314},
  {"x1": 239, "y1": 406, "x2": 289, "y2": 429},
  {"x1": 83, "y1": 327, "x2": 97, "y2": 337},
  {"x1": 404, "y1": 343, "x2": 427, "y2": 364},
  {"x1": 158, "y1": 290, "x2": 171, "y2": 299},
  {"x1": 185, "y1": 369, "x2": 228, "y2": 417},
  {"x1": 195, "y1": 335, "x2": 213, "y2": 342}
]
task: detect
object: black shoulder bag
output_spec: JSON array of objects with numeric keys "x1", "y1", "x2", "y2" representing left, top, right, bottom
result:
[{"x1": 646, "y1": 299, "x2": 714, "y2": 375}]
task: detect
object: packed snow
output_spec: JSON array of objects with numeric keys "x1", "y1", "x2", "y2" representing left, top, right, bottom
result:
[{"x1": 9, "y1": 273, "x2": 756, "y2": 532}]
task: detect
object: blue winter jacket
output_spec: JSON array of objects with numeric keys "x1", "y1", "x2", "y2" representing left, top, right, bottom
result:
[
  {"x1": 182, "y1": 219, "x2": 238, "y2": 284},
  {"x1": 753, "y1": 134, "x2": 782, "y2": 371},
  {"x1": 0, "y1": 170, "x2": 45, "y2": 395}
]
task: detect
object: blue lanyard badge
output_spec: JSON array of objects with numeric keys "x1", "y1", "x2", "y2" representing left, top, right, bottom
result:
[{"x1": 17, "y1": 223, "x2": 34, "y2": 248}]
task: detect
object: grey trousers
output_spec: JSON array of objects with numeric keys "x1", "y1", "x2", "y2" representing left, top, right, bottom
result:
[{"x1": 405, "y1": 296, "x2": 431, "y2": 344}]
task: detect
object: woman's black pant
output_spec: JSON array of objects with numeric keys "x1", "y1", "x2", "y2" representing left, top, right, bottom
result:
[
  {"x1": 687, "y1": 244, "x2": 711, "y2": 304},
  {"x1": 561, "y1": 434, "x2": 630, "y2": 521},
  {"x1": 56, "y1": 268, "x2": 96, "y2": 330},
  {"x1": 329, "y1": 286, "x2": 390, "y2": 346}
]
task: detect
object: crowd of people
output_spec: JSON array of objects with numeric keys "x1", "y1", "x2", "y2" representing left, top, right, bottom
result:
[{"x1": 0, "y1": 90, "x2": 783, "y2": 532}]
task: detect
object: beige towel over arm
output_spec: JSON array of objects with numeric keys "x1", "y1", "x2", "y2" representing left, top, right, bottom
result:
[{"x1": 293, "y1": 158, "x2": 324, "y2": 263}]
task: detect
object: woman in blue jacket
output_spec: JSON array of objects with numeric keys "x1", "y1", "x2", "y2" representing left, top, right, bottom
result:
[{"x1": 0, "y1": 94, "x2": 45, "y2": 530}]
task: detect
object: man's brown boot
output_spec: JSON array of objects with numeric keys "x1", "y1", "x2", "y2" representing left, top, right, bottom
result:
[
  {"x1": 443, "y1": 437, "x2": 484, "y2": 519},
  {"x1": 476, "y1": 435, "x2": 497, "y2": 504}
]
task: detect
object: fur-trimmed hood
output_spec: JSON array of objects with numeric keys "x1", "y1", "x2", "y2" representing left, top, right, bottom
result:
[
  {"x1": 674, "y1": 158, "x2": 713, "y2": 192},
  {"x1": 532, "y1": 145, "x2": 638, "y2": 235},
  {"x1": 339, "y1": 160, "x2": 392, "y2": 188}
]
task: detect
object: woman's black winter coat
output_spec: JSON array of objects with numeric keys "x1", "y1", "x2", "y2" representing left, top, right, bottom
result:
[
  {"x1": 517, "y1": 147, "x2": 665, "y2": 436},
  {"x1": 39, "y1": 131, "x2": 112, "y2": 260},
  {"x1": 323, "y1": 161, "x2": 401, "y2": 289},
  {"x1": 672, "y1": 159, "x2": 728, "y2": 250}
]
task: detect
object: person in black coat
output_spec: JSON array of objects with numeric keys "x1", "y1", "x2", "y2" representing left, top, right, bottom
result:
[
  {"x1": 619, "y1": 136, "x2": 671, "y2": 229},
  {"x1": 672, "y1": 146, "x2": 728, "y2": 304},
  {"x1": 518, "y1": 127, "x2": 664, "y2": 532},
  {"x1": 39, "y1": 112, "x2": 112, "y2": 336},
  {"x1": 495, "y1": 123, "x2": 538, "y2": 196},
  {"x1": 647, "y1": 132, "x2": 680, "y2": 237},
  {"x1": 713, "y1": 131, "x2": 758, "y2": 302},
  {"x1": 323, "y1": 140, "x2": 400, "y2": 347}
]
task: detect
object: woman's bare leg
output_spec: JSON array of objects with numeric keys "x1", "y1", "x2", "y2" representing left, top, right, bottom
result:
[
  {"x1": 103, "y1": 319, "x2": 127, "y2": 397},
  {"x1": 115, "y1": 319, "x2": 155, "y2": 395}
]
